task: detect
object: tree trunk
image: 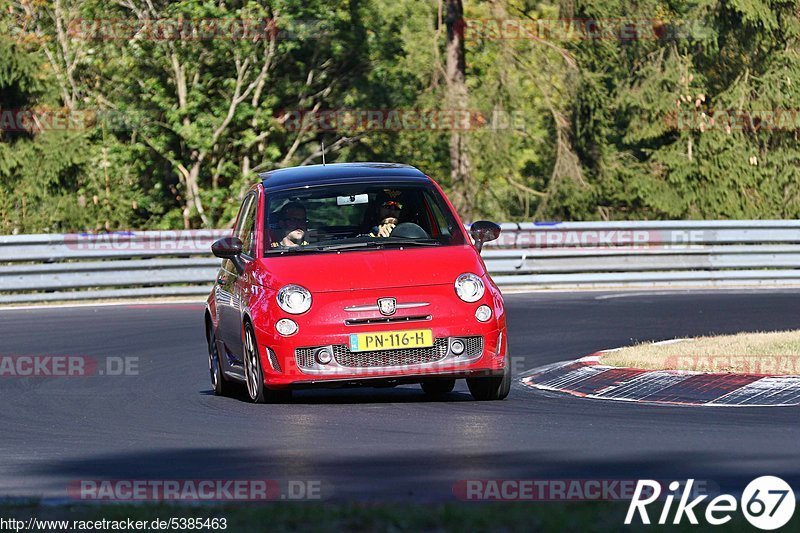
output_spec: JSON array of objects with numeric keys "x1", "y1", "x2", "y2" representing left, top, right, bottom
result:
[{"x1": 444, "y1": 0, "x2": 474, "y2": 221}]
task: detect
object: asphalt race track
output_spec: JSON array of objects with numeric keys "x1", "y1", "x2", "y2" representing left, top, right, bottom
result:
[{"x1": 0, "y1": 290, "x2": 798, "y2": 503}]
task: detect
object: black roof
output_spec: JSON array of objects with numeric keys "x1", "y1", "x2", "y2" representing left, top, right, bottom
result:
[{"x1": 259, "y1": 162, "x2": 429, "y2": 192}]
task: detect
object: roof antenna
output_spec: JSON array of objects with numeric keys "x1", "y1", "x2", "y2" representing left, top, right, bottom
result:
[{"x1": 321, "y1": 140, "x2": 326, "y2": 166}]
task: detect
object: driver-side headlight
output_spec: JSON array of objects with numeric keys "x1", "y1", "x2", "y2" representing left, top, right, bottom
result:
[
  {"x1": 455, "y1": 273, "x2": 485, "y2": 303},
  {"x1": 277, "y1": 285, "x2": 312, "y2": 314}
]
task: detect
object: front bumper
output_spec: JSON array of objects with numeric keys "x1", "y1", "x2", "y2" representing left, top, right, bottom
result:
[
  {"x1": 289, "y1": 368, "x2": 506, "y2": 390},
  {"x1": 254, "y1": 324, "x2": 506, "y2": 388},
  {"x1": 250, "y1": 283, "x2": 507, "y2": 388}
]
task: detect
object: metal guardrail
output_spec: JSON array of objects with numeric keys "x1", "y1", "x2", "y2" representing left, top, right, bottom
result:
[{"x1": 2, "y1": 221, "x2": 800, "y2": 303}]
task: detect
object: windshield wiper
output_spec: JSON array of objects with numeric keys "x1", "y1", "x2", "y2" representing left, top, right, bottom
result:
[
  {"x1": 265, "y1": 245, "x2": 325, "y2": 254},
  {"x1": 267, "y1": 239, "x2": 443, "y2": 254},
  {"x1": 320, "y1": 241, "x2": 383, "y2": 251},
  {"x1": 321, "y1": 239, "x2": 441, "y2": 251},
  {"x1": 381, "y1": 239, "x2": 441, "y2": 247}
]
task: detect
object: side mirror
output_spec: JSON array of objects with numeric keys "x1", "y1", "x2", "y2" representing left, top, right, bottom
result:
[
  {"x1": 469, "y1": 221, "x2": 501, "y2": 253},
  {"x1": 212, "y1": 237, "x2": 245, "y2": 274}
]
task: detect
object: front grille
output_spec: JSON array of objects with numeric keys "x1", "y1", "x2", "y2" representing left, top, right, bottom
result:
[
  {"x1": 295, "y1": 336, "x2": 483, "y2": 370},
  {"x1": 295, "y1": 347, "x2": 316, "y2": 369},
  {"x1": 344, "y1": 315, "x2": 431, "y2": 326},
  {"x1": 334, "y1": 338, "x2": 449, "y2": 368},
  {"x1": 267, "y1": 348, "x2": 282, "y2": 372},
  {"x1": 461, "y1": 336, "x2": 484, "y2": 359}
]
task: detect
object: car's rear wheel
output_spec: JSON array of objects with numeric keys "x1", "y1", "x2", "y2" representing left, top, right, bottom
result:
[
  {"x1": 243, "y1": 324, "x2": 291, "y2": 404},
  {"x1": 421, "y1": 379, "x2": 456, "y2": 397},
  {"x1": 207, "y1": 327, "x2": 233, "y2": 396},
  {"x1": 467, "y1": 357, "x2": 511, "y2": 401}
]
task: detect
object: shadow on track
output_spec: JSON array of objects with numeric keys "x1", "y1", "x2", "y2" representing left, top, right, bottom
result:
[
  {"x1": 200, "y1": 385, "x2": 477, "y2": 404},
  {"x1": 25, "y1": 448, "x2": 800, "y2": 502}
]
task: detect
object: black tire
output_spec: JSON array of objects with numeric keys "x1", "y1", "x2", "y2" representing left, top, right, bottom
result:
[
  {"x1": 421, "y1": 379, "x2": 456, "y2": 397},
  {"x1": 243, "y1": 324, "x2": 291, "y2": 404},
  {"x1": 207, "y1": 327, "x2": 234, "y2": 396},
  {"x1": 467, "y1": 358, "x2": 511, "y2": 401}
]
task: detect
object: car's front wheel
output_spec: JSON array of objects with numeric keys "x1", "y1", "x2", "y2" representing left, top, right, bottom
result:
[
  {"x1": 243, "y1": 324, "x2": 291, "y2": 404},
  {"x1": 466, "y1": 357, "x2": 511, "y2": 401},
  {"x1": 207, "y1": 328, "x2": 233, "y2": 396}
]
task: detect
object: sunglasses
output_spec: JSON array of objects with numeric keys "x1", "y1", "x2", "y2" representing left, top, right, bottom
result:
[{"x1": 381, "y1": 201, "x2": 403, "y2": 210}]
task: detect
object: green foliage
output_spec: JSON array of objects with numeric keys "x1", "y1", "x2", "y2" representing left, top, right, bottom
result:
[
  {"x1": 550, "y1": 0, "x2": 800, "y2": 220},
  {"x1": 1, "y1": 0, "x2": 799, "y2": 232}
]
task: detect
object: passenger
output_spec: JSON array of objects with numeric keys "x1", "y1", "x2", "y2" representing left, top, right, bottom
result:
[{"x1": 271, "y1": 201, "x2": 309, "y2": 247}]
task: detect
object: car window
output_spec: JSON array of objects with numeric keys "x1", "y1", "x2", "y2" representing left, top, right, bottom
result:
[
  {"x1": 423, "y1": 189, "x2": 453, "y2": 238},
  {"x1": 236, "y1": 193, "x2": 258, "y2": 258},
  {"x1": 264, "y1": 182, "x2": 465, "y2": 255}
]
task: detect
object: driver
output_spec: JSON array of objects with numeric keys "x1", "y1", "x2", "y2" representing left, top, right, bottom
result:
[
  {"x1": 370, "y1": 200, "x2": 403, "y2": 237},
  {"x1": 271, "y1": 201, "x2": 309, "y2": 247}
]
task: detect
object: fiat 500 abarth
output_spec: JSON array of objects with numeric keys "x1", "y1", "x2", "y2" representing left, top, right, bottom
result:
[{"x1": 204, "y1": 162, "x2": 508, "y2": 402}]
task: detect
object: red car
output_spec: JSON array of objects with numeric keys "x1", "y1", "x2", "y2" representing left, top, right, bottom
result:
[{"x1": 204, "y1": 163, "x2": 508, "y2": 402}]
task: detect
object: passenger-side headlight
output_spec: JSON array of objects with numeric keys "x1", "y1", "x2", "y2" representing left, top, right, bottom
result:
[
  {"x1": 276, "y1": 318, "x2": 298, "y2": 336},
  {"x1": 276, "y1": 285, "x2": 312, "y2": 314},
  {"x1": 455, "y1": 273, "x2": 485, "y2": 303}
]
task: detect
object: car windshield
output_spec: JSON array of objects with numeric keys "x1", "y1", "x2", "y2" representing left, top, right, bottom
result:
[{"x1": 264, "y1": 181, "x2": 466, "y2": 255}]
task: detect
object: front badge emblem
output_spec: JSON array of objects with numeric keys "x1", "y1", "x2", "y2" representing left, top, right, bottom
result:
[{"x1": 378, "y1": 297, "x2": 397, "y2": 316}]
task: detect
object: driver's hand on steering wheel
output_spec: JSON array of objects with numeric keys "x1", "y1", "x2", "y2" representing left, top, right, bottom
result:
[
  {"x1": 377, "y1": 217, "x2": 398, "y2": 237},
  {"x1": 377, "y1": 223, "x2": 395, "y2": 237}
]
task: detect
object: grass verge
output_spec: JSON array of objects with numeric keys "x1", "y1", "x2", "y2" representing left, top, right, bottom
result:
[{"x1": 601, "y1": 330, "x2": 800, "y2": 374}]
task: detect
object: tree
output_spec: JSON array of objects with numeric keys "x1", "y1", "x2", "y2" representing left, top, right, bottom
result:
[{"x1": 443, "y1": 0, "x2": 474, "y2": 219}]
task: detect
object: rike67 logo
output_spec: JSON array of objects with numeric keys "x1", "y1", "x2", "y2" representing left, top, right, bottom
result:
[{"x1": 626, "y1": 477, "x2": 796, "y2": 530}]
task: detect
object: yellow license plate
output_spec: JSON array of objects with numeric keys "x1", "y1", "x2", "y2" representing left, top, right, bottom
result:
[{"x1": 349, "y1": 329, "x2": 434, "y2": 352}]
